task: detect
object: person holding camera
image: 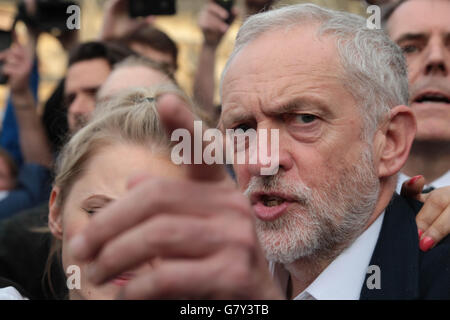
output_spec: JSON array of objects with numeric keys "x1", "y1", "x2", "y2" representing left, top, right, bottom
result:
[
  {"x1": 193, "y1": 0, "x2": 277, "y2": 125},
  {"x1": 0, "y1": 29, "x2": 53, "y2": 218}
]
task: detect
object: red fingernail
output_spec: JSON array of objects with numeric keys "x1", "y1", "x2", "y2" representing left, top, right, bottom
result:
[
  {"x1": 418, "y1": 229, "x2": 424, "y2": 239},
  {"x1": 419, "y1": 236, "x2": 434, "y2": 252},
  {"x1": 408, "y1": 175, "x2": 422, "y2": 185}
]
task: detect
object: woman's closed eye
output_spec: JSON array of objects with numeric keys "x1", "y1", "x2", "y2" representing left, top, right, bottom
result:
[
  {"x1": 81, "y1": 195, "x2": 113, "y2": 215},
  {"x1": 82, "y1": 207, "x2": 102, "y2": 215}
]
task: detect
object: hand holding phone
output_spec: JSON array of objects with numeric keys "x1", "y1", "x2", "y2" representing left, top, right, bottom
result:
[
  {"x1": 214, "y1": 0, "x2": 234, "y2": 24},
  {"x1": 0, "y1": 30, "x2": 13, "y2": 85}
]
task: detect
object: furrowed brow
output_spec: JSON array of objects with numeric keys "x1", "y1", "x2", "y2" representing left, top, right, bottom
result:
[
  {"x1": 267, "y1": 98, "x2": 332, "y2": 117},
  {"x1": 395, "y1": 33, "x2": 428, "y2": 44},
  {"x1": 220, "y1": 108, "x2": 253, "y2": 129}
]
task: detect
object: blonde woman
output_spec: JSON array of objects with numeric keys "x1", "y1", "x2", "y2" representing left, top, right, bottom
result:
[{"x1": 44, "y1": 85, "x2": 191, "y2": 299}]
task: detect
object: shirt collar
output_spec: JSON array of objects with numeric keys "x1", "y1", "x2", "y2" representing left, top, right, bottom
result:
[
  {"x1": 270, "y1": 212, "x2": 385, "y2": 300},
  {"x1": 0, "y1": 191, "x2": 9, "y2": 202}
]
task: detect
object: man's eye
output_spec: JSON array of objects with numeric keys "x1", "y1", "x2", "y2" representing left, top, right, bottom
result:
[
  {"x1": 294, "y1": 114, "x2": 317, "y2": 124},
  {"x1": 233, "y1": 123, "x2": 253, "y2": 132},
  {"x1": 402, "y1": 45, "x2": 419, "y2": 54}
]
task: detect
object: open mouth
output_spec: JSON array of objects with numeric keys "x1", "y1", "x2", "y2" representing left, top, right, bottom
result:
[
  {"x1": 250, "y1": 192, "x2": 297, "y2": 221},
  {"x1": 261, "y1": 195, "x2": 286, "y2": 207},
  {"x1": 413, "y1": 92, "x2": 450, "y2": 104}
]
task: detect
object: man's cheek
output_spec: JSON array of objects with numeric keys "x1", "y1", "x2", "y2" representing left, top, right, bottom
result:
[{"x1": 233, "y1": 164, "x2": 250, "y2": 191}]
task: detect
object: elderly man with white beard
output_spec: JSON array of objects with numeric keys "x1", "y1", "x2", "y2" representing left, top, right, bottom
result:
[{"x1": 68, "y1": 4, "x2": 450, "y2": 300}]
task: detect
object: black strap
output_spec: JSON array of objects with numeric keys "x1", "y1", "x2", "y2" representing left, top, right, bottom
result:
[{"x1": 422, "y1": 186, "x2": 435, "y2": 194}]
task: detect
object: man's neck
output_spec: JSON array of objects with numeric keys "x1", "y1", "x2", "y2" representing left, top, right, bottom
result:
[
  {"x1": 284, "y1": 253, "x2": 337, "y2": 299},
  {"x1": 284, "y1": 180, "x2": 395, "y2": 298},
  {"x1": 402, "y1": 140, "x2": 450, "y2": 184}
]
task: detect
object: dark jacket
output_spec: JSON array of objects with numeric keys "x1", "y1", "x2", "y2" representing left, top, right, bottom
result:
[{"x1": 360, "y1": 194, "x2": 450, "y2": 299}]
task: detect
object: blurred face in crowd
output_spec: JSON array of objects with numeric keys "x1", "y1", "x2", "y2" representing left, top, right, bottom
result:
[
  {"x1": 387, "y1": 0, "x2": 450, "y2": 142},
  {"x1": 65, "y1": 58, "x2": 111, "y2": 133},
  {"x1": 0, "y1": 156, "x2": 15, "y2": 191},
  {"x1": 220, "y1": 25, "x2": 381, "y2": 263},
  {"x1": 97, "y1": 65, "x2": 172, "y2": 101},
  {"x1": 49, "y1": 143, "x2": 189, "y2": 299}
]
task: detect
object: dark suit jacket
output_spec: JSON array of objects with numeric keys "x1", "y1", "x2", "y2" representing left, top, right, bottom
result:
[
  {"x1": 0, "y1": 203, "x2": 66, "y2": 300},
  {"x1": 360, "y1": 194, "x2": 450, "y2": 299}
]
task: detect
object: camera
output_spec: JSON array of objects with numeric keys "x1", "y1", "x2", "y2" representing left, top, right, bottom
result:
[
  {"x1": 129, "y1": 0, "x2": 176, "y2": 18},
  {"x1": 16, "y1": 0, "x2": 78, "y2": 34},
  {"x1": 0, "y1": 30, "x2": 13, "y2": 85}
]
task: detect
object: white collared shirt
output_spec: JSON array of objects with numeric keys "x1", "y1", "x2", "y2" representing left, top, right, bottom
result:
[
  {"x1": 0, "y1": 191, "x2": 8, "y2": 202},
  {"x1": 396, "y1": 170, "x2": 450, "y2": 194},
  {"x1": 270, "y1": 212, "x2": 385, "y2": 300},
  {"x1": 0, "y1": 287, "x2": 28, "y2": 300}
]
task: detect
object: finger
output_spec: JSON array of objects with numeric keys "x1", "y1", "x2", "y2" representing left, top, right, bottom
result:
[
  {"x1": 0, "y1": 50, "x2": 8, "y2": 60},
  {"x1": 419, "y1": 205, "x2": 450, "y2": 252},
  {"x1": 2, "y1": 65, "x2": 18, "y2": 76},
  {"x1": 69, "y1": 179, "x2": 242, "y2": 261},
  {"x1": 118, "y1": 248, "x2": 250, "y2": 300},
  {"x1": 87, "y1": 214, "x2": 238, "y2": 285},
  {"x1": 207, "y1": 2, "x2": 229, "y2": 20},
  {"x1": 156, "y1": 94, "x2": 227, "y2": 182},
  {"x1": 118, "y1": 259, "x2": 218, "y2": 299},
  {"x1": 207, "y1": 17, "x2": 230, "y2": 33},
  {"x1": 5, "y1": 53, "x2": 24, "y2": 66},
  {"x1": 400, "y1": 175, "x2": 425, "y2": 200},
  {"x1": 111, "y1": 0, "x2": 128, "y2": 12},
  {"x1": 144, "y1": 16, "x2": 155, "y2": 24},
  {"x1": 415, "y1": 189, "x2": 449, "y2": 238}
]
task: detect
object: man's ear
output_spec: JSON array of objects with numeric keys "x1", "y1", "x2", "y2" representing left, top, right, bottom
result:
[
  {"x1": 376, "y1": 105, "x2": 416, "y2": 178},
  {"x1": 48, "y1": 187, "x2": 63, "y2": 240}
]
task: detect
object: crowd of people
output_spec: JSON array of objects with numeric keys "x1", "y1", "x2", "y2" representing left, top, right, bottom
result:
[{"x1": 0, "y1": 0, "x2": 449, "y2": 300}]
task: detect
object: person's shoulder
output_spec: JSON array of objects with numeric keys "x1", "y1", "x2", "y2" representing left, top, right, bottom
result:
[
  {"x1": 0, "y1": 287, "x2": 28, "y2": 300},
  {"x1": 0, "y1": 278, "x2": 29, "y2": 300}
]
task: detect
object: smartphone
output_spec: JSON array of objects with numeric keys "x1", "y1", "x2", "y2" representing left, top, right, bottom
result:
[
  {"x1": 35, "y1": 0, "x2": 78, "y2": 33},
  {"x1": 17, "y1": 0, "x2": 78, "y2": 33},
  {"x1": 214, "y1": 0, "x2": 234, "y2": 24},
  {"x1": 129, "y1": 0, "x2": 176, "y2": 18},
  {"x1": 0, "y1": 30, "x2": 13, "y2": 85}
]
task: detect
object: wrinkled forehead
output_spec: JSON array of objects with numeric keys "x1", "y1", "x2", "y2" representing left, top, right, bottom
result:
[
  {"x1": 221, "y1": 25, "x2": 346, "y2": 115},
  {"x1": 387, "y1": 0, "x2": 450, "y2": 39}
]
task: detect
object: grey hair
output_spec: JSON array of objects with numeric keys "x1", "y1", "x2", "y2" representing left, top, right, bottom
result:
[{"x1": 220, "y1": 3, "x2": 409, "y2": 140}]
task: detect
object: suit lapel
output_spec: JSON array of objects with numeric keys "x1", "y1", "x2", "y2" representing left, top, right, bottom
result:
[{"x1": 360, "y1": 194, "x2": 420, "y2": 299}]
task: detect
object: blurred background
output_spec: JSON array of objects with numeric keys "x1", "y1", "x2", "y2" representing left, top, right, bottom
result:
[{"x1": 0, "y1": 0, "x2": 367, "y2": 119}]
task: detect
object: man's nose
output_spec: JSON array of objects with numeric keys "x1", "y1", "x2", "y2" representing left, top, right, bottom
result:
[
  {"x1": 246, "y1": 129, "x2": 293, "y2": 177},
  {"x1": 424, "y1": 40, "x2": 448, "y2": 76}
]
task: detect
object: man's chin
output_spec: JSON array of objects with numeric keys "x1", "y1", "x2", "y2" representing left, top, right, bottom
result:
[{"x1": 255, "y1": 219, "x2": 319, "y2": 264}]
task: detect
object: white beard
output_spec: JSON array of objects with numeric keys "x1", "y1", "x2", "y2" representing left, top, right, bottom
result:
[{"x1": 244, "y1": 146, "x2": 380, "y2": 264}]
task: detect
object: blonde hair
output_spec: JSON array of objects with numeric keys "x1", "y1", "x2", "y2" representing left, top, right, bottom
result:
[
  {"x1": 46, "y1": 84, "x2": 193, "y2": 298},
  {"x1": 54, "y1": 84, "x2": 191, "y2": 204}
]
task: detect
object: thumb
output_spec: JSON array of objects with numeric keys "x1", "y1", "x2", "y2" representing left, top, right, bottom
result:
[{"x1": 401, "y1": 175, "x2": 425, "y2": 201}]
